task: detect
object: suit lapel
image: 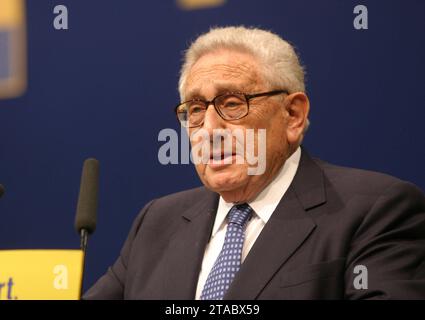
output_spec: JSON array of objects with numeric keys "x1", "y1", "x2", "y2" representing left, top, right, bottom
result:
[
  {"x1": 225, "y1": 148, "x2": 326, "y2": 299},
  {"x1": 161, "y1": 189, "x2": 219, "y2": 299}
]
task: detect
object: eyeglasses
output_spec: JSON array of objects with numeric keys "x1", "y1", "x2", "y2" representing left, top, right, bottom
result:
[{"x1": 174, "y1": 89, "x2": 289, "y2": 128}]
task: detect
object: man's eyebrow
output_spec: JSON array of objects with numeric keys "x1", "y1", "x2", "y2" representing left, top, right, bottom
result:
[
  {"x1": 184, "y1": 89, "x2": 202, "y2": 100},
  {"x1": 184, "y1": 84, "x2": 256, "y2": 101}
]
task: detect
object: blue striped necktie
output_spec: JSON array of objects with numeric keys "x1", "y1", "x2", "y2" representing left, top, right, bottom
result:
[{"x1": 200, "y1": 203, "x2": 253, "y2": 300}]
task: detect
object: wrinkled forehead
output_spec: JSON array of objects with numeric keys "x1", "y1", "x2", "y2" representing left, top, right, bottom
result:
[{"x1": 184, "y1": 49, "x2": 264, "y2": 100}]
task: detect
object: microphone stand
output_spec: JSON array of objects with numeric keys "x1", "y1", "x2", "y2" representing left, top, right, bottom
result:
[
  {"x1": 79, "y1": 228, "x2": 89, "y2": 299},
  {"x1": 80, "y1": 229, "x2": 89, "y2": 252}
]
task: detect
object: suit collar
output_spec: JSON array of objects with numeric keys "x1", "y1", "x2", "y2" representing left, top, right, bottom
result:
[
  {"x1": 291, "y1": 146, "x2": 326, "y2": 211},
  {"x1": 181, "y1": 188, "x2": 218, "y2": 221},
  {"x1": 160, "y1": 188, "x2": 218, "y2": 299}
]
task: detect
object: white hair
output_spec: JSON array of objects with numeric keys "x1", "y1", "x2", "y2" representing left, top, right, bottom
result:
[{"x1": 178, "y1": 26, "x2": 306, "y2": 100}]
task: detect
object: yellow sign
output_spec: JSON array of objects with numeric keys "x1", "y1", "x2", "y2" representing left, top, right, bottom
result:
[
  {"x1": 0, "y1": 0, "x2": 27, "y2": 99},
  {"x1": 0, "y1": 250, "x2": 84, "y2": 300}
]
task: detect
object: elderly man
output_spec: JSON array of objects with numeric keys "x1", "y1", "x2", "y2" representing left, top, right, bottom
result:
[{"x1": 84, "y1": 26, "x2": 425, "y2": 300}]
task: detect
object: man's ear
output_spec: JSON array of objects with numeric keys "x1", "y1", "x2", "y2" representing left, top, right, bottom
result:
[{"x1": 284, "y1": 92, "x2": 310, "y2": 144}]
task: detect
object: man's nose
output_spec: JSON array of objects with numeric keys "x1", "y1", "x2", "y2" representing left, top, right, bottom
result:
[{"x1": 202, "y1": 103, "x2": 226, "y2": 133}]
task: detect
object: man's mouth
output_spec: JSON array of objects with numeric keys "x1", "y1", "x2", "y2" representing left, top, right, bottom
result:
[
  {"x1": 210, "y1": 152, "x2": 235, "y2": 161},
  {"x1": 206, "y1": 151, "x2": 241, "y2": 168}
]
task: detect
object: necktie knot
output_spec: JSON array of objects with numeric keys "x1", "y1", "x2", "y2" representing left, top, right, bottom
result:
[{"x1": 228, "y1": 203, "x2": 253, "y2": 227}]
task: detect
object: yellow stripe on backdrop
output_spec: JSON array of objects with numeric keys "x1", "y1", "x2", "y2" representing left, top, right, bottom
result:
[
  {"x1": 0, "y1": 0, "x2": 27, "y2": 99},
  {"x1": 0, "y1": 250, "x2": 84, "y2": 300},
  {"x1": 177, "y1": 0, "x2": 226, "y2": 10}
]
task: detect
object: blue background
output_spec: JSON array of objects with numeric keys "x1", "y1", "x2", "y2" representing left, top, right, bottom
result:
[{"x1": 0, "y1": 0, "x2": 424, "y2": 292}]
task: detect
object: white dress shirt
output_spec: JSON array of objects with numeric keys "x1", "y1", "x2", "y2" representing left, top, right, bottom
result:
[{"x1": 195, "y1": 147, "x2": 302, "y2": 299}]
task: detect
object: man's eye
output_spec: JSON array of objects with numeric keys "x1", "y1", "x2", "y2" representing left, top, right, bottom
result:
[
  {"x1": 223, "y1": 100, "x2": 244, "y2": 108},
  {"x1": 189, "y1": 105, "x2": 204, "y2": 114}
]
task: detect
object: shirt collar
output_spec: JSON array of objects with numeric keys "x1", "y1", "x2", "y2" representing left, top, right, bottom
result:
[{"x1": 212, "y1": 146, "x2": 302, "y2": 236}]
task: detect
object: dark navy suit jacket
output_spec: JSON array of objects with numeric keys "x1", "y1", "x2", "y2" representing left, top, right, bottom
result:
[{"x1": 84, "y1": 148, "x2": 425, "y2": 299}]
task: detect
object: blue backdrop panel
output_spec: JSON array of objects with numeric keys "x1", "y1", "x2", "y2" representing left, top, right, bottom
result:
[{"x1": 0, "y1": 0, "x2": 424, "y2": 292}]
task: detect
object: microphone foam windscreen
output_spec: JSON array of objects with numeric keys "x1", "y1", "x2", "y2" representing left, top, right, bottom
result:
[{"x1": 75, "y1": 158, "x2": 99, "y2": 234}]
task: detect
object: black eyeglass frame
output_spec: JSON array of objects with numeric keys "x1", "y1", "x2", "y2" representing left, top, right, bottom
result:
[{"x1": 174, "y1": 89, "x2": 289, "y2": 128}]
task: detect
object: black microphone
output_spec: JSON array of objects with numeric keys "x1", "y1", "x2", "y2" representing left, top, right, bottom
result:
[
  {"x1": 74, "y1": 158, "x2": 99, "y2": 251},
  {"x1": 0, "y1": 184, "x2": 4, "y2": 199}
]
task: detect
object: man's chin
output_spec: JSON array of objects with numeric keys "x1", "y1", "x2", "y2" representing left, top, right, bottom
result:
[{"x1": 202, "y1": 169, "x2": 247, "y2": 193}]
